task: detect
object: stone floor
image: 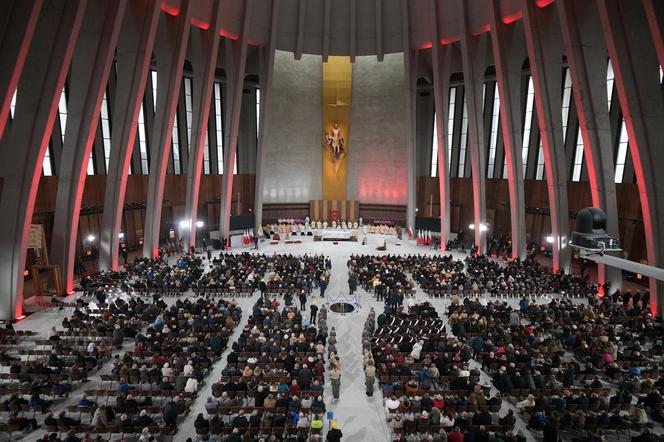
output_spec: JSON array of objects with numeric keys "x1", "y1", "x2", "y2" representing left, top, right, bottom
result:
[{"x1": 7, "y1": 234, "x2": 657, "y2": 442}]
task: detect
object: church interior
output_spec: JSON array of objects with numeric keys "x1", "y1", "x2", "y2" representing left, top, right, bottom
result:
[{"x1": 0, "y1": 0, "x2": 664, "y2": 441}]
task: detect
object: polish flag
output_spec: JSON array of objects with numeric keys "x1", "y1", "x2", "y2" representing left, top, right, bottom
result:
[
  {"x1": 407, "y1": 226, "x2": 414, "y2": 239},
  {"x1": 427, "y1": 231, "x2": 433, "y2": 245}
]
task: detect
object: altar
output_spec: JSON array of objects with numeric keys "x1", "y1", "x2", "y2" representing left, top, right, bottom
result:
[{"x1": 315, "y1": 229, "x2": 357, "y2": 242}]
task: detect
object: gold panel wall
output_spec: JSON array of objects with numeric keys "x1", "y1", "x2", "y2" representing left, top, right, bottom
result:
[{"x1": 322, "y1": 56, "x2": 352, "y2": 200}]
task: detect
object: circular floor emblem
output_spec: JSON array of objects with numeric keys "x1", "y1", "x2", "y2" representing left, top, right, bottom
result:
[{"x1": 329, "y1": 302, "x2": 356, "y2": 314}]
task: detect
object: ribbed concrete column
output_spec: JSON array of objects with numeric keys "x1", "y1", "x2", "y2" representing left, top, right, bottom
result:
[
  {"x1": 401, "y1": 0, "x2": 417, "y2": 231},
  {"x1": 182, "y1": 1, "x2": 223, "y2": 250},
  {"x1": 219, "y1": 0, "x2": 253, "y2": 242},
  {"x1": 429, "y1": 0, "x2": 451, "y2": 250},
  {"x1": 557, "y1": 0, "x2": 621, "y2": 291},
  {"x1": 142, "y1": 1, "x2": 193, "y2": 258},
  {"x1": 98, "y1": 0, "x2": 160, "y2": 271},
  {"x1": 0, "y1": 0, "x2": 42, "y2": 140},
  {"x1": 0, "y1": 0, "x2": 85, "y2": 320},
  {"x1": 521, "y1": 0, "x2": 571, "y2": 273},
  {"x1": 642, "y1": 0, "x2": 664, "y2": 70},
  {"x1": 49, "y1": 0, "x2": 126, "y2": 294},
  {"x1": 458, "y1": 0, "x2": 489, "y2": 254},
  {"x1": 254, "y1": 0, "x2": 280, "y2": 230},
  {"x1": 488, "y1": 0, "x2": 528, "y2": 261},
  {"x1": 598, "y1": 0, "x2": 664, "y2": 316}
]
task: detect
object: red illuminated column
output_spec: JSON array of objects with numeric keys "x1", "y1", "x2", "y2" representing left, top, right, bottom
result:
[
  {"x1": 98, "y1": 0, "x2": 160, "y2": 271},
  {"x1": 430, "y1": 0, "x2": 451, "y2": 250},
  {"x1": 182, "y1": 1, "x2": 224, "y2": 250},
  {"x1": 458, "y1": 0, "x2": 489, "y2": 254},
  {"x1": 401, "y1": 0, "x2": 418, "y2": 232},
  {"x1": 142, "y1": 0, "x2": 193, "y2": 258},
  {"x1": 488, "y1": 0, "x2": 528, "y2": 261},
  {"x1": 219, "y1": 0, "x2": 253, "y2": 244},
  {"x1": 49, "y1": 0, "x2": 127, "y2": 295},
  {"x1": 642, "y1": 0, "x2": 664, "y2": 71},
  {"x1": 254, "y1": 0, "x2": 281, "y2": 230},
  {"x1": 0, "y1": 0, "x2": 85, "y2": 320},
  {"x1": 598, "y1": 0, "x2": 664, "y2": 316},
  {"x1": 521, "y1": 0, "x2": 571, "y2": 273},
  {"x1": 0, "y1": 0, "x2": 42, "y2": 141},
  {"x1": 557, "y1": 0, "x2": 621, "y2": 292}
]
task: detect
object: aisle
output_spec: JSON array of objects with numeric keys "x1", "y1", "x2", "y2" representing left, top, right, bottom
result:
[
  {"x1": 322, "y1": 252, "x2": 391, "y2": 442},
  {"x1": 172, "y1": 293, "x2": 259, "y2": 442}
]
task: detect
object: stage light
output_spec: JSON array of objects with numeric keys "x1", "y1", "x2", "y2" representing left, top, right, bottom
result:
[
  {"x1": 546, "y1": 235, "x2": 554, "y2": 244},
  {"x1": 87, "y1": 234, "x2": 95, "y2": 242},
  {"x1": 196, "y1": 221, "x2": 204, "y2": 228},
  {"x1": 118, "y1": 232, "x2": 125, "y2": 239},
  {"x1": 469, "y1": 223, "x2": 489, "y2": 232},
  {"x1": 179, "y1": 220, "x2": 189, "y2": 229}
]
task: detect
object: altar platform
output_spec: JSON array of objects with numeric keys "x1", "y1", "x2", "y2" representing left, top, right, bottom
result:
[{"x1": 314, "y1": 229, "x2": 358, "y2": 241}]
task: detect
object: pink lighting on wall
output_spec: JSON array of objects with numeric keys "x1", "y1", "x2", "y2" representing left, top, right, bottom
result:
[
  {"x1": 191, "y1": 17, "x2": 209, "y2": 30},
  {"x1": 502, "y1": 11, "x2": 523, "y2": 24},
  {"x1": 536, "y1": 0, "x2": 555, "y2": 8},
  {"x1": 472, "y1": 24, "x2": 491, "y2": 36},
  {"x1": 220, "y1": 29, "x2": 239, "y2": 40},
  {"x1": 160, "y1": 4, "x2": 179, "y2": 16},
  {"x1": 440, "y1": 36, "x2": 461, "y2": 46}
]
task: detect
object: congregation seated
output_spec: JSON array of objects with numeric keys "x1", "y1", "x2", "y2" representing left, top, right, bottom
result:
[{"x1": 203, "y1": 296, "x2": 328, "y2": 438}]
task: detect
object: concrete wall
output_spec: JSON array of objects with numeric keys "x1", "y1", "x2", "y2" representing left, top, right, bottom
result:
[
  {"x1": 237, "y1": 87, "x2": 257, "y2": 174},
  {"x1": 261, "y1": 50, "x2": 322, "y2": 203},
  {"x1": 416, "y1": 88, "x2": 435, "y2": 177},
  {"x1": 347, "y1": 54, "x2": 408, "y2": 205}
]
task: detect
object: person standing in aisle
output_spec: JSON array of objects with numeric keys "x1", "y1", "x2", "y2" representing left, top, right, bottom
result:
[
  {"x1": 330, "y1": 365, "x2": 341, "y2": 399},
  {"x1": 299, "y1": 290, "x2": 307, "y2": 311},
  {"x1": 365, "y1": 359, "x2": 376, "y2": 396},
  {"x1": 319, "y1": 277, "x2": 328, "y2": 298},
  {"x1": 310, "y1": 302, "x2": 319, "y2": 325}
]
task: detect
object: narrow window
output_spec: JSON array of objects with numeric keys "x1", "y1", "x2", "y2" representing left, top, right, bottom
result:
[
  {"x1": 447, "y1": 87, "x2": 456, "y2": 172},
  {"x1": 430, "y1": 112, "x2": 438, "y2": 177},
  {"x1": 522, "y1": 76, "x2": 535, "y2": 179},
  {"x1": 137, "y1": 104, "x2": 149, "y2": 174},
  {"x1": 487, "y1": 83, "x2": 500, "y2": 178},
  {"x1": 214, "y1": 82, "x2": 223, "y2": 172},
  {"x1": 458, "y1": 95, "x2": 469, "y2": 177},
  {"x1": 100, "y1": 91, "x2": 112, "y2": 173}
]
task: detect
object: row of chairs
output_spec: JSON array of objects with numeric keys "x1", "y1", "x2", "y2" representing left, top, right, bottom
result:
[{"x1": 391, "y1": 424, "x2": 514, "y2": 435}]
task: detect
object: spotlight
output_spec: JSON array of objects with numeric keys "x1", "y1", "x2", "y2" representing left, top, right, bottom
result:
[
  {"x1": 87, "y1": 234, "x2": 96, "y2": 242},
  {"x1": 196, "y1": 220, "x2": 204, "y2": 228},
  {"x1": 118, "y1": 232, "x2": 125, "y2": 239},
  {"x1": 468, "y1": 223, "x2": 489, "y2": 232},
  {"x1": 179, "y1": 220, "x2": 189, "y2": 229},
  {"x1": 546, "y1": 235, "x2": 554, "y2": 244}
]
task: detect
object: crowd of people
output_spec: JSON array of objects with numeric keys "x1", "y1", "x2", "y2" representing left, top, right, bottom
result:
[
  {"x1": 4, "y1": 239, "x2": 664, "y2": 442},
  {"x1": 369, "y1": 302, "x2": 517, "y2": 441},
  {"x1": 201, "y1": 296, "x2": 330, "y2": 440}
]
